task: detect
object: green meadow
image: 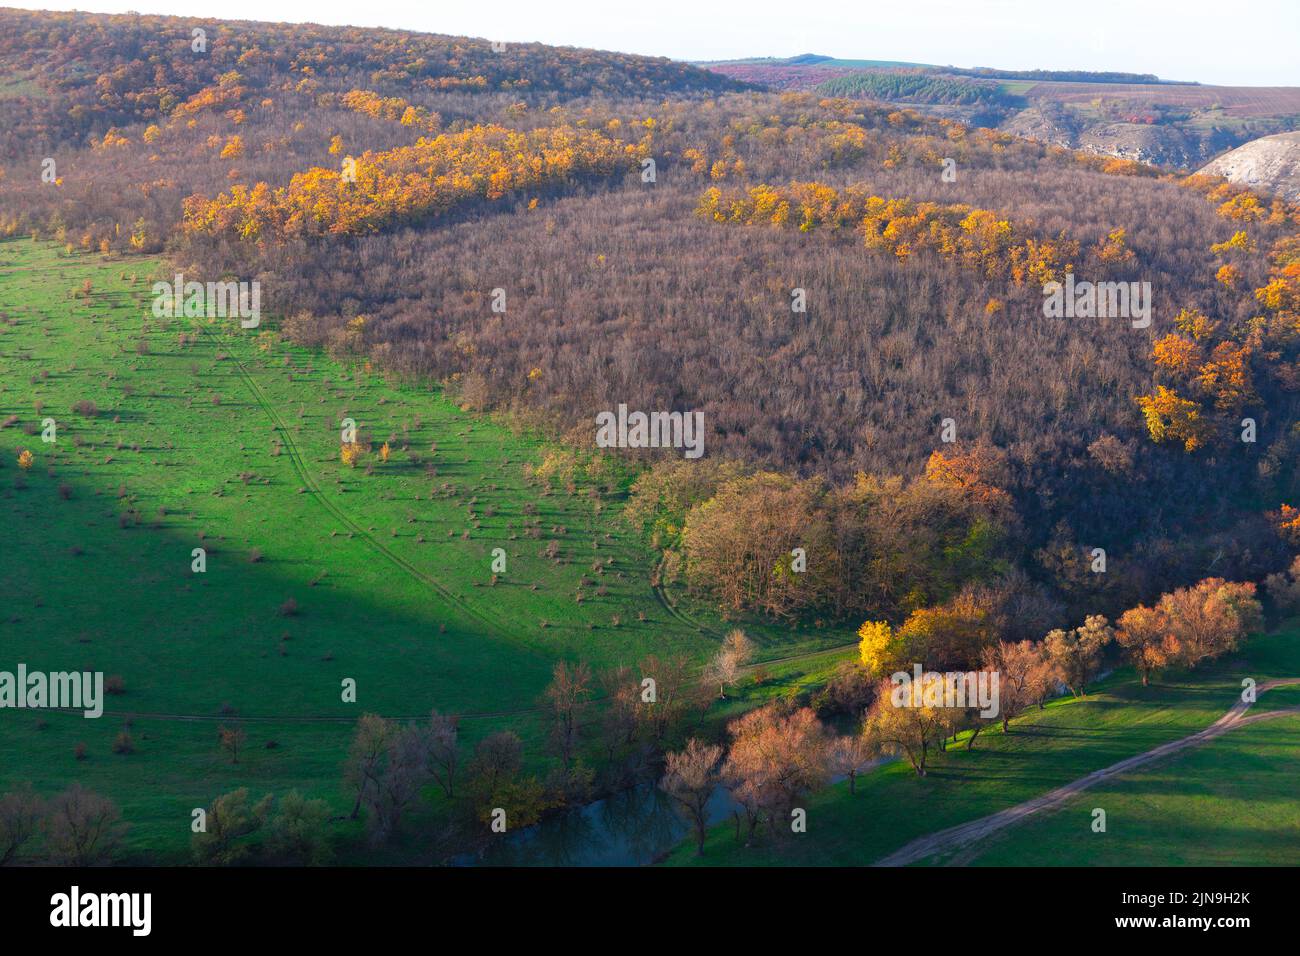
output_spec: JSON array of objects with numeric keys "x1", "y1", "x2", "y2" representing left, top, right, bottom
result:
[
  {"x1": 0, "y1": 239, "x2": 848, "y2": 862},
  {"x1": 960, "y1": 713, "x2": 1300, "y2": 866}
]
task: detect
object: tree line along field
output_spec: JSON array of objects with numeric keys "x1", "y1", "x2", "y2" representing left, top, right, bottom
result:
[
  {"x1": 661, "y1": 621, "x2": 1300, "y2": 866},
  {"x1": 0, "y1": 239, "x2": 848, "y2": 862}
]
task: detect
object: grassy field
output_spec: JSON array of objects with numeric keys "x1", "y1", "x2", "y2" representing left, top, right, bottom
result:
[
  {"x1": 960, "y1": 713, "x2": 1300, "y2": 865},
  {"x1": 662, "y1": 623, "x2": 1300, "y2": 866},
  {"x1": 0, "y1": 238, "x2": 849, "y2": 862}
]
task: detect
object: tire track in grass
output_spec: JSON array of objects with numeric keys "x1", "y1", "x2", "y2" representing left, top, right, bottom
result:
[
  {"x1": 651, "y1": 555, "x2": 718, "y2": 637},
  {"x1": 214, "y1": 324, "x2": 741, "y2": 648},
  {"x1": 651, "y1": 559, "x2": 859, "y2": 664},
  {"x1": 205, "y1": 324, "x2": 519, "y2": 640},
  {"x1": 52, "y1": 639, "x2": 861, "y2": 724},
  {"x1": 192, "y1": 326, "x2": 854, "y2": 718}
]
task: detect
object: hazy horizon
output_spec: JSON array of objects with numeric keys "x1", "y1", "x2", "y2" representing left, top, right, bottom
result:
[{"x1": 5, "y1": 0, "x2": 1299, "y2": 87}]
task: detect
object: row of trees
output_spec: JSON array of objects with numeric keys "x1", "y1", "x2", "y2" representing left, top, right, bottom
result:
[
  {"x1": 0, "y1": 783, "x2": 126, "y2": 866},
  {"x1": 339, "y1": 653, "x2": 717, "y2": 845},
  {"x1": 182, "y1": 124, "x2": 644, "y2": 240},
  {"x1": 662, "y1": 570, "x2": 1268, "y2": 855},
  {"x1": 632, "y1": 447, "x2": 1017, "y2": 623},
  {"x1": 7, "y1": 567, "x2": 1274, "y2": 865},
  {"x1": 860, "y1": 575, "x2": 1262, "y2": 690},
  {"x1": 697, "y1": 181, "x2": 1078, "y2": 286}
]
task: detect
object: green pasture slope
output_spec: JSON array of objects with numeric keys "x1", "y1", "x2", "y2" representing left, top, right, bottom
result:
[
  {"x1": 960, "y1": 715, "x2": 1300, "y2": 866},
  {"x1": 663, "y1": 623, "x2": 1300, "y2": 866},
  {"x1": 0, "y1": 239, "x2": 847, "y2": 862}
]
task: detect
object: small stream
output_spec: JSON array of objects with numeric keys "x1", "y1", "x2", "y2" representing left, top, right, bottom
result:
[
  {"x1": 457, "y1": 782, "x2": 741, "y2": 866},
  {"x1": 457, "y1": 762, "x2": 890, "y2": 866},
  {"x1": 454, "y1": 676, "x2": 1093, "y2": 864}
]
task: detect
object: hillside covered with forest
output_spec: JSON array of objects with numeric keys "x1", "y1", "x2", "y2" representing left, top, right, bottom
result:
[{"x1": 3, "y1": 8, "x2": 1299, "y2": 628}]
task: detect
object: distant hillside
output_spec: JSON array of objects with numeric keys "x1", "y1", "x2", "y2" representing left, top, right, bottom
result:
[
  {"x1": 1199, "y1": 131, "x2": 1300, "y2": 201},
  {"x1": 814, "y1": 72, "x2": 1023, "y2": 109},
  {"x1": 699, "y1": 53, "x2": 933, "y2": 69},
  {"x1": 698, "y1": 53, "x2": 1300, "y2": 169},
  {"x1": 946, "y1": 66, "x2": 1176, "y2": 84},
  {"x1": 0, "y1": 7, "x2": 745, "y2": 159}
]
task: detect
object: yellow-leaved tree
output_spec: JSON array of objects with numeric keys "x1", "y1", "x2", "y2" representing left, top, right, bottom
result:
[
  {"x1": 857, "y1": 620, "x2": 895, "y2": 678},
  {"x1": 1135, "y1": 386, "x2": 1211, "y2": 452}
]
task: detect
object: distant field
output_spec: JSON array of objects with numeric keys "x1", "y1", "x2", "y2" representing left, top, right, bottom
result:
[
  {"x1": 0, "y1": 239, "x2": 849, "y2": 861},
  {"x1": 0, "y1": 72, "x2": 45, "y2": 100},
  {"x1": 1019, "y1": 81, "x2": 1300, "y2": 117},
  {"x1": 700, "y1": 62, "x2": 1300, "y2": 120}
]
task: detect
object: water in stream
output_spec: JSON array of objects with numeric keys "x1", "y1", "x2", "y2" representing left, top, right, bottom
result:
[{"x1": 462, "y1": 782, "x2": 740, "y2": 866}]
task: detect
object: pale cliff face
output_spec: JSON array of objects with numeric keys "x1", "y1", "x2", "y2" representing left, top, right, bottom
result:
[{"x1": 1198, "y1": 132, "x2": 1300, "y2": 201}]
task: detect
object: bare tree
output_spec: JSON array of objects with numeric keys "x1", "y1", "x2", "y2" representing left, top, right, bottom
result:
[
  {"x1": 660, "y1": 738, "x2": 723, "y2": 855},
  {"x1": 705, "y1": 628, "x2": 756, "y2": 700},
  {"x1": 45, "y1": 784, "x2": 125, "y2": 866},
  {"x1": 982, "y1": 640, "x2": 1055, "y2": 732},
  {"x1": 637, "y1": 653, "x2": 700, "y2": 745},
  {"x1": 543, "y1": 661, "x2": 593, "y2": 768},
  {"x1": 0, "y1": 784, "x2": 45, "y2": 866},
  {"x1": 363, "y1": 723, "x2": 429, "y2": 842},
  {"x1": 828, "y1": 734, "x2": 873, "y2": 795},
  {"x1": 424, "y1": 710, "x2": 460, "y2": 799},
  {"x1": 722, "y1": 704, "x2": 830, "y2": 841},
  {"x1": 217, "y1": 722, "x2": 246, "y2": 765},
  {"x1": 465, "y1": 730, "x2": 523, "y2": 800},
  {"x1": 344, "y1": 713, "x2": 394, "y2": 820},
  {"x1": 704, "y1": 646, "x2": 741, "y2": 700}
]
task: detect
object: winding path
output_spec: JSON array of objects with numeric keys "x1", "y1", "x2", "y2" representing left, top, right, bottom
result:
[
  {"x1": 874, "y1": 678, "x2": 1300, "y2": 867},
  {"x1": 211, "y1": 326, "x2": 521, "y2": 639}
]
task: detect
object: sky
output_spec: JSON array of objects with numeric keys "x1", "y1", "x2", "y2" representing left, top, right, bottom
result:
[{"x1": 9, "y1": 0, "x2": 1300, "y2": 87}]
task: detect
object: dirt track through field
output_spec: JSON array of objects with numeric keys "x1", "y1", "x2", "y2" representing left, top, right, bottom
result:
[
  {"x1": 46, "y1": 639, "x2": 858, "y2": 724},
  {"x1": 873, "y1": 678, "x2": 1300, "y2": 866},
  {"x1": 210, "y1": 329, "x2": 522, "y2": 640}
]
